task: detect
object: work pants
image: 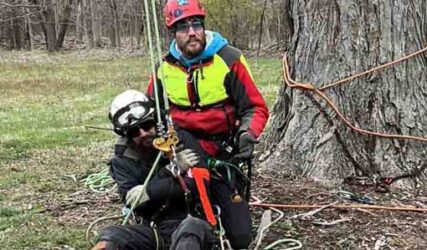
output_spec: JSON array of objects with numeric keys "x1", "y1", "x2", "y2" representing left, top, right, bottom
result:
[
  {"x1": 210, "y1": 178, "x2": 252, "y2": 249},
  {"x1": 98, "y1": 216, "x2": 215, "y2": 250}
]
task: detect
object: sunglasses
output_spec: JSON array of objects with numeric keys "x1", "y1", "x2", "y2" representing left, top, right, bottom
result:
[
  {"x1": 127, "y1": 120, "x2": 156, "y2": 138},
  {"x1": 174, "y1": 19, "x2": 204, "y2": 33}
]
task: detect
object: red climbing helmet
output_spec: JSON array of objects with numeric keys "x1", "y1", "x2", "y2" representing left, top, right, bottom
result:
[{"x1": 163, "y1": 0, "x2": 206, "y2": 28}]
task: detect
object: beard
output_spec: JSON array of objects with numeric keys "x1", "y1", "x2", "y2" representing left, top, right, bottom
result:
[
  {"x1": 133, "y1": 135, "x2": 155, "y2": 150},
  {"x1": 179, "y1": 36, "x2": 206, "y2": 58}
]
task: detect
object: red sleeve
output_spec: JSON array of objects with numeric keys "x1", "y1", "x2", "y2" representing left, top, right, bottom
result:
[{"x1": 228, "y1": 57, "x2": 269, "y2": 138}]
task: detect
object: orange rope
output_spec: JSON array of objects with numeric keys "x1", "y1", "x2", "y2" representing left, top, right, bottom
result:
[
  {"x1": 282, "y1": 51, "x2": 427, "y2": 142},
  {"x1": 250, "y1": 202, "x2": 427, "y2": 213},
  {"x1": 320, "y1": 46, "x2": 427, "y2": 90}
]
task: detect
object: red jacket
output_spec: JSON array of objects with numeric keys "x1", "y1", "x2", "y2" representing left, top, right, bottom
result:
[{"x1": 147, "y1": 45, "x2": 268, "y2": 155}]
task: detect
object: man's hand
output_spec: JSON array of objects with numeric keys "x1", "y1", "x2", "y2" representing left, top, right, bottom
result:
[
  {"x1": 176, "y1": 148, "x2": 200, "y2": 172},
  {"x1": 125, "y1": 185, "x2": 150, "y2": 207},
  {"x1": 234, "y1": 132, "x2": 258, "y2": 160}
]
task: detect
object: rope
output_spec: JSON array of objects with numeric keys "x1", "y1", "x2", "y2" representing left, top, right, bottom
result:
[
  {"x1": 86, "y1": 215, "x2": 125, "y2": 246},
  {"x1": 84, "y1": 168, "x2": 116, "y2": 194},
  {"x1": 142, "y1": 0, "x2": 162, "y2": 125},
  {"x1": 320, "y1": 46, "x2": 427, "y2": 90},
  {"x1": 264, "y1": 239, "x2": 303, "y2": 250},
  {"x1": 250, "y1": 202, "x2": 427, "y2": 213},
  {"x1": 254, "y1": 207, "x2": 284, "y2": 250},
  {"x1": 150, "y1": 0, "x2": 170, "y2": 114},
  {"x1": 122, "y1": 152, "x2": 162, "y2": 225},
  {"x1": 282, "y1": 46, "x2": 427, "y2": 142}
]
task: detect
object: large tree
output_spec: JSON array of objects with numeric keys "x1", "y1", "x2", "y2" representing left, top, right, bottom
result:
[{"x1": 260, "y1": 0, "x2": 427, "y2": 190}]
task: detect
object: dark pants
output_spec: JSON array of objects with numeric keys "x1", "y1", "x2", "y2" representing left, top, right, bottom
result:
[
  {"x1": 99, "y1": 216, "x2": 215, "y2": 250},
  {"x1": 179, "y1": 129, "x2": 253, "y2": 249},
  {"x1": 211, "y1": 179, "x2": 252, "y2": 249}
]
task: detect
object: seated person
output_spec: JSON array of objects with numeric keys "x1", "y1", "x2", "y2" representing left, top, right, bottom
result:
[{"x1": 91, "y1": 90, "x2": 215, "y2": 250}]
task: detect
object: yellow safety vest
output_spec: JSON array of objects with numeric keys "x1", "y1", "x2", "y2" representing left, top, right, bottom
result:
[{"x1": 158, "y1": 54, "x2": 230, "y2": 107}]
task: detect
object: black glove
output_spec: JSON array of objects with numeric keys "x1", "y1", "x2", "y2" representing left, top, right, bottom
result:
[{"x1": 234, "y1": 132, "x2": 258, "y2": 160}]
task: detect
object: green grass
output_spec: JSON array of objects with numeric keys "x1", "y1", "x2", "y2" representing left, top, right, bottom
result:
[{"x1": 0, "y1": 50, "x2": 281, "y2": 249}]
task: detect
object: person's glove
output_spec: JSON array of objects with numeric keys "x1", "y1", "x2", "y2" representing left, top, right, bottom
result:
[
  {"x1": 125, "y1": 185, "x2": 150, "y2": 208},
  {"x1": 234, "y1": 132, "x2": 258, "y2": 160},
  {"x1": 176, "y1": 148, "x2": 200, "y2": 172}
]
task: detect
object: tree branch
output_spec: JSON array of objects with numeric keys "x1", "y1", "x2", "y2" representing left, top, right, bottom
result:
[{"x1": 0, "y1": 1, "x2": 40, "y2": 8}]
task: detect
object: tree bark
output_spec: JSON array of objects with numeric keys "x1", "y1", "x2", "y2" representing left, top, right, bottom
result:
[
  {"x1": 109, "y1": 0, "x2": 120, "y2": 48},
  {"x1": 76, "y1": 0, "x2": 84, "y2": 43},
  {"x1": 55, "y1": 0, "x2": 74, "y2": 49},
  {"x1": 89, "y1": 0, "x2": 101, "y2": 47},
  {"x1": 23, "y1": 5, "x2": 34, "y2": 50},
  {"x1": 41, "y1": 0, "x2": 57, "y2": 52},
  {"x1": 261, "y1": 0, "x2": 427, "y2": 190}
]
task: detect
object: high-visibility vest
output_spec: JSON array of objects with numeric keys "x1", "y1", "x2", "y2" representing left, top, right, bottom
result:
[{"x1": 158, "y1": 54, "x2": 230, "y2": 107}]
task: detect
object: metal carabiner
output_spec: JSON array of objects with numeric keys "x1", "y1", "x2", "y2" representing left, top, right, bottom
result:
[{"x1": 166, "y1": 163, "x2": 181, "y2": 177}]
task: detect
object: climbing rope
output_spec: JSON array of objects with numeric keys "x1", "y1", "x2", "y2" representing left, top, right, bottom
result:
[
  {"x1": 84, "y1": 168, "x2": 116, "y2": 194},
  {"x1": 320, "y1": 46, "x2": 427, "y2": 91},
  {"x1": 142, "y1": 0, "x2": 162, "y2": 125},
  {"x1": 251, "y1": 196, "x2": 303, "y2": 250},
  {"x1": 86, "y1": 215, "x2": 125, "y2": 246},
  {"x1": 282, "y1": 45, "x2": 427, "y2": 142},
  {"x1": 122, "y1": 152, "x2": 162, "y2": 225},
  {"x1": 264, "y1": 239, "x2": 303, "y2": 250}
]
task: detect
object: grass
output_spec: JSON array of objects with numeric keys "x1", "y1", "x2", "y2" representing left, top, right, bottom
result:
[{"x1": 0, "y1": 50, "x2": 281, "y2": 249}]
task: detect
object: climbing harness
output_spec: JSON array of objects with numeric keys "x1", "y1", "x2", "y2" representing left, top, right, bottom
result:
[{"x1": 208, "y1": 158, "x2": 251, "y2": 202}]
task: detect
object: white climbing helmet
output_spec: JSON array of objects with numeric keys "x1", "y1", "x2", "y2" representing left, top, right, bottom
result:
[{"x1": 109, "y1": 90, "x2": 155, "y2": 136}]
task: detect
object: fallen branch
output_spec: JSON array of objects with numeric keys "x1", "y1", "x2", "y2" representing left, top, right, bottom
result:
[
  {"x1": 355, "y1": 208, "x2": 377, "y2": 216},
  {"x1": 253, "y1": 210, "x2": 272, "y2": 248},
  {"x1": 312, "y1": 217, "x2": 351, "y2": 227},
  {"x1": 291, "y1": 201, "x2": 339, "y2": 220},
  {"x1": 250, "y1": 202, "x2": 427, "y2": 213}
]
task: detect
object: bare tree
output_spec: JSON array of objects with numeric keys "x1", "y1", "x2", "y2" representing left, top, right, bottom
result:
[
  {"x1": 261, "y1": 0, "x2": 427, "y2": 190},
  {"x1": 108, "y1": 0, "x2": 120, "y2": 48}
]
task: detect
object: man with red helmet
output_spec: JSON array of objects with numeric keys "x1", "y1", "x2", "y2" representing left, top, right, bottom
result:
[{"x1": 147, "y1": 0, "x2": 270, "y2": 248}]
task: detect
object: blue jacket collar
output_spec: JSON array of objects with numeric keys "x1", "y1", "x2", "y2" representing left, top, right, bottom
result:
[{"x1": 169, "y1": 31, "x2": 228, "y2": 68}]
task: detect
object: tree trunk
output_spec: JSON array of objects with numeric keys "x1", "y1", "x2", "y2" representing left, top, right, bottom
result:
[
  {"x1": 41, "y1": 0, "x2": 57, "y2": 52},
  {"x1": 76, "y1": 0, "x2": 84, "y2": 43},
  {"x1": 89, "y1": 0, "x2": 101, "y2": 47},
  {"x1": 56, "y1": 0, "x2": 74, "y2": 49},
  {"x1": 81, "y1": 0, "x2": 93, "y2": 47},
  {"x1": 109, "y1": 0, "x2": 120, "y2": 48},
  {"x1": 261, "y1": 0, "x2": 427, "y2": 190},
  {"x1": 24, "y1": 6, "x2": 34, "y2": 50}
]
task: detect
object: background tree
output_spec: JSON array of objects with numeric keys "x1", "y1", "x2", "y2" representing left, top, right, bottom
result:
[
  {"x1": 0, "y1": 0, "x2": 292, "y2": 51},
  {"x1": 260, "y1": 0, "x2": 427, "y2": 190}
]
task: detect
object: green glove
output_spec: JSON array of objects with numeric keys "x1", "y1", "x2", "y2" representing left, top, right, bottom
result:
[{"x1": 125, "y1": 185, "x2": 150, "y2": 208}]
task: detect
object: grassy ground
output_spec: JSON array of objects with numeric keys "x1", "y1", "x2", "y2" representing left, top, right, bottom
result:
[{"x1": 0, "y1": 50, "x2": 282, "y2": 249}]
